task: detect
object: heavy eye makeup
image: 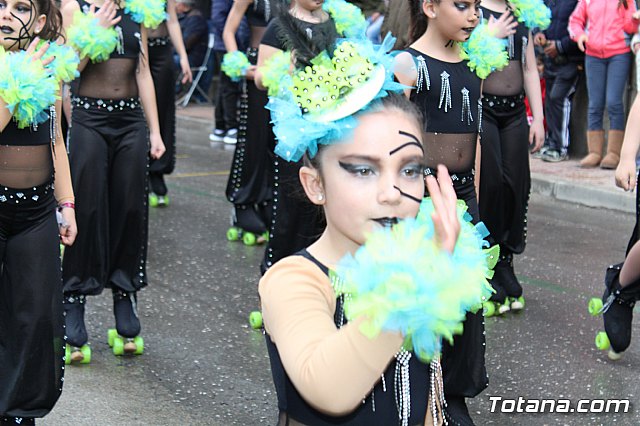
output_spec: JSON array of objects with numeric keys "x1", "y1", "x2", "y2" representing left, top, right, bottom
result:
[{"x1": 338, "y1": 161, "x2": 376, "y2": 177}]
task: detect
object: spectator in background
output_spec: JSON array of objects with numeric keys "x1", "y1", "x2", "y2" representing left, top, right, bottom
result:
[
  {"x1": 569, "y1": 0, "x2": 640, "y2": 169},
  {"x1": 209, "y1": 0, "x2": 249, "y2": 144},
  {"x1": 534, "y1": 0, "x2": 584, "y2": 163},
  {"x1": 175, "y1": 0, "x2": 208, "y2": 76}
]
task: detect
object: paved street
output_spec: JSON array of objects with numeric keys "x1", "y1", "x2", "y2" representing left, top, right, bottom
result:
[{"x1": 43, "y1": 118, "x2": 640, "y2": 425}]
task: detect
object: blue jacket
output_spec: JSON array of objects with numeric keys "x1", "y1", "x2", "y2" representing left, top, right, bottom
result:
[
  {"x1": 211, "y1": 0, "x2": 250, "y2": 52},
  {"x1": 538, "y1": 0, "x2": 584, "y2": 63}
]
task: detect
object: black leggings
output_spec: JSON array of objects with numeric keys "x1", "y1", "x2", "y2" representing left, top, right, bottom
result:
[
  {"x1": 149, "y1": 42, "x2": 177, "y2": 195},
  {"x1": 0, "y1": 183, "x2": 64, "y2": 419},
  {"x1": 63, "y1": 98, "x2": 149, "y2": 296},
  {"x1": 479, "y1": 95, "x2": 531, "y2": 254}
]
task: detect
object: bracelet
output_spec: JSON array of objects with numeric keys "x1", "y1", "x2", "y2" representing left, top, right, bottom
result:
[{"x1": 58, "y1": 202, "x2": 75, "y2": 210}]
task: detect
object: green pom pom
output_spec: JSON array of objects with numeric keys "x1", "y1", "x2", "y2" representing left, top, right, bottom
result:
[
  {"x1": 0, "y1": 47, "x2": 58, "y2": 128},
  {"x1": 510, "y1": 0, "x2": 551, "y2": 30},
  {"x1": 460, "y1": 22, "x2": 509, "y2": 79},
  {"x1": 125, "y1": 0, "x2": 167, "y2": 29},
  {"x1": 68, "y1": 11, "x2": 120, "y2": 63},
  {"x1": 221, "y1": 51, "x2": 250, "y2": 82},
  {"x1": 323, "y1": 0, "x2": 367, "y2": 38},
  {"x1": 260, "y1": 50, "x2": 292, "y2": 96}
]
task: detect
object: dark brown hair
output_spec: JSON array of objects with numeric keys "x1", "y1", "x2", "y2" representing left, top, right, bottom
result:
[{"x1": 35, "y1": 0, "x2": 64, "y2": 42}]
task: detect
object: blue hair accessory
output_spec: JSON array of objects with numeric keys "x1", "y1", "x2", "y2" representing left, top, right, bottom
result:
[
  {"x1": 264, "y1": 33, "x2": 407, "y2": 162},
  {"x1": 334, "y1": 199, "x2": 494, "y2": 362},
  {"x1": 125, "y1": 0, "x2": 168, "y2": 29},
  {"x1": 509, "y1": 0, "x2": 551, "y2": 31}
]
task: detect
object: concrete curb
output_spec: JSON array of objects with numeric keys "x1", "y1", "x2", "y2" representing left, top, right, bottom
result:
[
  {"x1": 531, "y1": 172, "x2": 635, "y2": 214},
  {"x1": 177, "y1": 114, "x2": 636, "y2": 215}
]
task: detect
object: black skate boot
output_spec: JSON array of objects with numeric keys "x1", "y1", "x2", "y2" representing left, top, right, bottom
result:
[
  {"x1": 483, "y1": 277, "x2": 509, "y2": 317},
  {"x1": 63, "y1": 294, "x2": 91, "y2": 364},
  {"x1": 149, "y1": 172, "x2": 169, "y2": 207},
  {"x1": 227, "y1": 204, "x2": 268, "y2": 246},
  {"x1": 589, "y1": 263, "x2": 640, "y2": 360},
  {"x1": 495, "y1": 252, "x2": 524, "y2": 311},
  {"x1": 108, "y1": 290, "x2": 144, "y2": 356}
]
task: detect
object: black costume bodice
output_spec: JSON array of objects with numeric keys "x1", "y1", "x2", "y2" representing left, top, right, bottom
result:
[
  {"x1": 246, "y1": 0, "x2": 272, "y2": 27},
  {"x1": 405, "y1": 48, "x2": 482, "y2": 172},
  {"x1": 0, "y1": 116, "x2": 51, "y2": 146},
  {"x1": 78, "y1": 0, "x2": 142, "y2": 59},
  {"x1": 264, "y1": 250, "x2": 433, "y2": 426},
  {"x1": 479, "y1": 6, "x2": 530, "y2": 96}
]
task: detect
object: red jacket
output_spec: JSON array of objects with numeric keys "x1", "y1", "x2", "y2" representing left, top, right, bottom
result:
[{"x1": 569, "y1": 0, "x2": 639, "y2": 58}]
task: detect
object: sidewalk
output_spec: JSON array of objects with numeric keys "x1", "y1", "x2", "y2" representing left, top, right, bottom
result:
[{"x1": 176, "y1": 104, "x2": 636, "y2": 214}]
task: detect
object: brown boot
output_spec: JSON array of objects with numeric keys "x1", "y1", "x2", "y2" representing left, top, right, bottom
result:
[
  {"x1": 580, "y1": 130, "x2": 605, "y2": 168},
  {"x1": 600, "y1": 129, "x2": 624, "y2": 169}
]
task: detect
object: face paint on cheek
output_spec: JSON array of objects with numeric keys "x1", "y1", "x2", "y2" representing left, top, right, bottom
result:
[
  {"x1": 5, "y1": 3, "x2": 35, "y2": 50},
  {"x1": 394, "y1": 185, "x2": 422, "y2": 204}
]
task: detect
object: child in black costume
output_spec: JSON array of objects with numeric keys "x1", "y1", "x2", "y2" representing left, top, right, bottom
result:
[
  {"x1": 61, "y1": 0, "x2": 165, "y2": 361},
  {"x1": 0, "y1": 0, "x2": 78, "y2": 423}
]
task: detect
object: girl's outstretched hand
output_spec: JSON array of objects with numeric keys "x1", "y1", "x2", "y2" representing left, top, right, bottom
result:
[
  {"x1": 488, "y1": 11, "x2": 517, "y2": 39},
  {"x1": 149, "y1": 133, "x2": 166, "y2": 159},
  {"x1": 615, "y1": 158, "x2": 637, "y2": 191},
  {"x1": 25, "y1": 37, "x2": 54, "y2": 67},
  {"x1": 426, "y1": 165, "x2": 460, "y2": 254},
  {"x1": 59, "y1": 208, "x2": 78, "y2": 246},
  {"x1": 91, "y1": 0, "x2": 121, "y2": 29}
]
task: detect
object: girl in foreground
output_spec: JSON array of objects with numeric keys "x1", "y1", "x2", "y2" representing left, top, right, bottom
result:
[
  {"x1": 259, "y1": 92, "x2": 461, "y2": 425},
  {"x1": 0, "y1": 0, "x2": 78, "y2": 423}
]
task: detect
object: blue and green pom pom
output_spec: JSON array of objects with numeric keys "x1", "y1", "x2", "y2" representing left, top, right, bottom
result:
[
  {"x1": 460, "y1": 21, "x2": 509, "y2": 79},
  {"x1": 0, "y1": 47, "x2": 58, "y2": 128},
  {"x1": 323, "y1": 0, "x2": 367, "y2": 39},
  {"x1": 125, "y1": 0, "x2": 167, "y2": 29},
  {"x1": 221, "y1": 51, "x2": 251, "y2": 82},
  {"x1": 510, "y1": 0, "x2": 551, "y2": 31},
  {"x1": 259, "y1": 50, "x2": 291, "y2": 96},
  {"x1": 335, "y1": 199, "x2": 494, "y2": 362},
  {"x1": 67, "y1": 11, "x2": 120, "y2": 63},
  {"x1": 38, "y1": 41, "x2": 80, "y2": 83}
]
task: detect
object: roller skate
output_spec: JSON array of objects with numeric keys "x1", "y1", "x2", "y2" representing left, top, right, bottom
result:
[
  {"x1": 108, "y1": 290, "x2": 144, "y2": 356},
  {"x1": 496, "y1": 252, "x2": 525, "y2": 312},
  {"x1": 63, "y1": 294, "x2": 91, "y2": 365},
  {"x1": 588, "y1": 263, "x2": 640, "y2": 360},
  {"x1": 149, "y1": 172, "x2": 169, "y2": 207},
  {"x1": 249, "y1": 311, "x2": 263, "y2": 330},
  {"x1": 227, "y1": 204, "x2": 269, "y2": 246},
  {"x1": 483, "y1": 279, "x2": 510, "y2": 317},
  {"x1": 1, "y1": 417, "x2": 35, "y2": 425}
]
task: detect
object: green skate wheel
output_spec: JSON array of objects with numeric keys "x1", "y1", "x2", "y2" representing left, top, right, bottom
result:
[
  {"x1": 113, "y1": 336, "x2": 125, "y2": 356},
  {"x1": 133, "y1": 336, "x2": 144, "y2": 355},
  {"x1": 226, "y1": 227, "x2": 240, "y2": 241},
  {"x1": 595, "y1": 331, "x2": 610, "y2": 351},
  {"x1": 65, "y1": 344, "x2": 71, "y2": 365},
  {"x1": 80, "y1": 345, "x2": 91, "y2": 364},
  {"x1": 588, "y1": 298, "x2": 603, "y2": 316},
  {"x1": 483, "y1": 302, "x2": 496, "y2": 317},
  {"x1": 510, "y1": 296, "x2": 525, "y2": 311},
  {"x1": 149, "y1": 193, "x2": 159, "y2": 207},
  {"x1": 157, "y1": 195, "x2": 169, "y2": 207},
  {"x1": 249, "y1": 311, "x2": 263, "y2": 329},
  {"x1": 243, "y1": 232, "x2": 257, "y2": 246},
  {"x1": 108, "y1": 328, "x2": 117, "y2": 347}
]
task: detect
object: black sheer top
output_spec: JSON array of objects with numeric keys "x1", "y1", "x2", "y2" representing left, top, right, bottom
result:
[
  {"x1": 0, "y1": 113, "x2": 53, "y2": 188},
  {"x1": 75, "y1": 0, "x2": 142, "y2": 99},
  {"x1": 264, "y1": 249, "x2": 434, "y2": 426},
  {"x1": 479, "y1": 6, "x2": 530, "y2": 96},
  {"x1": 406, "y1": 48, "x2": 482, "y2": 173}
]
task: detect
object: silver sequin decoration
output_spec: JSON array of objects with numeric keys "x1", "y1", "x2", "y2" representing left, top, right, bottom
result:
[
  {"x1": 115, "y1": 25, "x2": 125, "y2": 55},
  {"x1": 416, "y1": 56, "x2": 430, "y2": 92},
  {"x1": 49, "y1": 105, "x2": 57, "y2": 146},
  {"x1": 429, "y1": 358, "x2": 448, "y2": 425},
  {"x1": 508, "y1": 33, "x2": 515, "y2": 59},
  {"x1": 461, "y1": 87, "x2": 473, "y2": 125},
  {"x1": 477, "y1": 99, "x2": 483, "y2": 133},
  {"x1": 439, "y1": 71, "x2": 451, "y2": 112},
  {"x1": 521, "y1": 36, "x2": 528, "y2": 69},
  {"x1": 394, "y1": 349, "x2": 412, "y2": 426}
]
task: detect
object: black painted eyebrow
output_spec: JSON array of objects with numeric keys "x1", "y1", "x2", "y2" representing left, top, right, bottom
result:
[{"x1": 390, "y1": 130, "x2": 424, "y2": 155}]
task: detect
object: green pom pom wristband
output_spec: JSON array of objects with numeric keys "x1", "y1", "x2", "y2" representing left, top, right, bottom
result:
[
  {"x1": 68, "y1": 11, "x2": 120, "y2": 63},
  {"x1": 221, "y1": 51, "x2": 251, "y2": 82}
]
